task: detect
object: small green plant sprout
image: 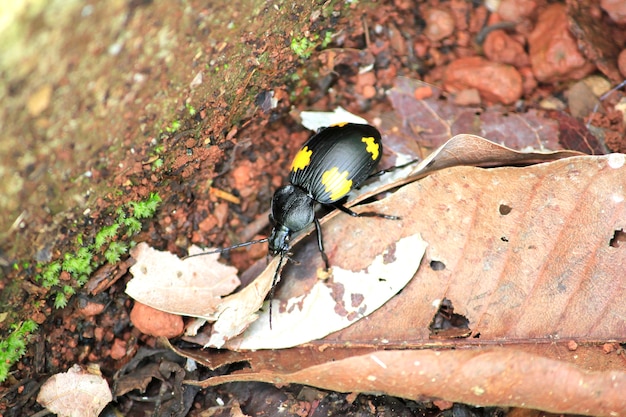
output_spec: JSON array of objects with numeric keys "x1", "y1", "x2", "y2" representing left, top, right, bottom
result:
[
  {"x1": 104, "y1": 241, "x2": 128, "y2": 264},
  {"x1": 129, "y1": 192, "x2": 162, "y2": 219},
  {"x1": 121, "y1": 216, "x2": 142, "y2": 235},
  {"x1": 54, "y1": 286, "x2": 75, "y2": 309},
  {"x1": 61, "y1": 247, "x2": 93, "y2": 278},
  {"x1": 186, "y1": 103, "x2": 197, "y2": 116},
  {"x1": 37, "y1": 261, "x2": 61, "y2": 289},
  {"x1": 321, "y1": 30, "x2": 333, "y2": 48},
  {"x1": 54, "y1": 292, "x2": 68, "y2": 309},
  {"x1": 151, "y1": 158, "x2": 164, "y2": 170},
  {"x1": 94, "y1": 224, "x2": 119, "y2": 249},
  {"x1": 0, "y1": 320, "x2": 38, "y2": 382},
  {"x1": 165, "y1": 119, "x2": 181, "y2": 133},
  {"x1": 291, "y1": 36, "x2": 317, "y2": 59}
]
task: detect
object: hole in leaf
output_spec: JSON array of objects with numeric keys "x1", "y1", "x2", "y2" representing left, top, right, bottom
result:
[
  {"x1": 430, "y1": 260, "x2": 446, "y2": 271},
  {"x1": 499, "y1": 204, "x2": 512, "y2": 215},
  {"x1": 429, "y1": 298, "x2": 471, "y2": 339},
  {"x1": 609, "y1": 229, "x2": 625, "y2": 248}
]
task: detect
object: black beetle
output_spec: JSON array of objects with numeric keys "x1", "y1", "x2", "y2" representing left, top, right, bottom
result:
[
  {"x1": 188, "y1": 123, "x2": 399, "y2": 327},
  {"x1": 268, "y1": 122, "x2": 396, "y2": 270}
]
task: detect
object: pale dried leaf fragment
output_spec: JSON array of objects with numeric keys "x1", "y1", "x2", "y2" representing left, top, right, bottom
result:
[
  {"x1": 126, "y1": 243, "x2": 240, "y2": 317},
  {"x1": 205, "y1": 256, "x2": 280, "y2": 348},
  {"x1": 220, "y1": 233, "x2": 427, "y2": 350},
  {"x1": 37, "y1": 364, "x2": 112, "y2": 417}
]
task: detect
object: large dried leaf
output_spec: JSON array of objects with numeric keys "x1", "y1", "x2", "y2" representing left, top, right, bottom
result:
[
  {"x1": 187, "y1": 349, "x2": 626, "y2": 416},
  {"x1": 316, "y1": 153, "x2": 626, "y2": 344},
  {"x1": 177, "y1": 134, "x2": 582, "y2": 347},
  {"x1": 181, "y1": 152, "x2": 626, "y2": 416}
]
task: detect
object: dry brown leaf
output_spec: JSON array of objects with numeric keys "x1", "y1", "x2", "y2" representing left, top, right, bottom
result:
[
  {"x1": 188, "y1": 350, "x2": 626, "y2": 416},
  {"x1": 385, "y1": 77, "x2": 563, "y2": 152},
  {"x1": 126, "y1": 243, "x2": 240, "y2": 318},
  {"x1": 36, "y1": 364, "x2": 112, "y2": 417},
  {"x1": 320, "y1": 153, "x2": 626, "y2": 345}
]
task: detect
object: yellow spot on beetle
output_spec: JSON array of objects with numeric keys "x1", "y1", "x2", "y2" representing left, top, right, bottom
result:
[
  {"x1": 321, "y1": 167, "x2": 352, "y2": 201},
  {"x1": 331, "y1": 122, "x2": 348, "y2": 127},
  {"x1": 291, "y1": 146, "x2": 312, "y2": 172},
  {"x1": 362, "y1": 136, "x2": 379, "y2": 160}
]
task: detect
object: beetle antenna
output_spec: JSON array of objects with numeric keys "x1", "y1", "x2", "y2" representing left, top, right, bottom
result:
[{"x1": 184, "y1": 237, "x2": 269, "y2": 259}]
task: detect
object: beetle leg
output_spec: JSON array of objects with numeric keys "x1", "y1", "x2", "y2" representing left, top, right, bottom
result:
[
  {"x1": 332, "y1": 203, "x2": 400, "y2": 221},
  {"x1": 314, "y1": 217, "x2": 330, "y2": 270}
]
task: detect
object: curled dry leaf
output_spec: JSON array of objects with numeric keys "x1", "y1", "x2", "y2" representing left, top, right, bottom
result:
[
  {"x1": 351, "y1": 132, "x2": 583, "y2": 214},
  {"x1": 36, "y1": 364, "x2": 112, "y2": 417},
  {"x1": 189, "y1": 350, "x2": 626, "y2": 417},
  {"x1": 126, "y1": 243, "x2": 240, "y2": 317}
]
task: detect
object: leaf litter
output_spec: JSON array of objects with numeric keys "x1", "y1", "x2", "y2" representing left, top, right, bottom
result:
[
  {"x1": 126, "y1": 115, "x2": 625, "y2": 416},
  {"x1": 172, "y1": 147, "x2": 624, "y2": 415}
]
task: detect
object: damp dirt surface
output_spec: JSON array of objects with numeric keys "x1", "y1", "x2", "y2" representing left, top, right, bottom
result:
[{"x1": 1, "y1": 0, "x2": 626, "y2": 416}]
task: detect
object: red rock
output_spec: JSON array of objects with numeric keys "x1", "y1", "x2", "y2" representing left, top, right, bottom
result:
[
  {"x1": 603, "y1": 343, "x2": 616, "y2": 354},
  {"x1": 94, "y1": 327, "x2": 104, "y2": 342},
  {"x1": 453, "y1": 88, "x2": 481, "y2": 106},
  {"x1": 76, "y1": 301, "x2": 106, "y2": 317},
  {"x1": 356, "y1": 71, "x2": 376, "y2": 88},
  {"x1": 443, "y1": 56, "x2": 523, "y2": 104},
  {"x1": 110, "y1": 338, "x2": 127, "y2": 360},
  {"x1": 484, "y1": 30, "x2": 529, "y2": 68},
  {"x1": 424, "y1": 9, "x2": 455, "y2": 42},
  {"x1": 601, "y1": 0, "x2": 626, "y2": 24},
  {"x1": 618, "y1": 49, "x2": 626, "y2": 78},
  {"x1": 361, "y1": 85, "x2": 377, "y2": 99},
  {"x1": 528, "y1": 4, "x2": 596, "y2": 82},
  {"x1": 519, "y1": 66, "x2": 538, "y2": 96},
  {"x1": 413, "y1": 85, "x2": 434, "y2": 100},
  {"x1": 497, "y1": 0, "x2": 539, "y2": 21},
  {"x1": 130, "y1": 302, "x2": 184, "y2": 338}
]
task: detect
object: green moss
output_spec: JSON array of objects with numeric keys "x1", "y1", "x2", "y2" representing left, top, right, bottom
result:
[
  {"x1": 185, "y1": 103, "x2": 197, "y2": 116},
  {"x1": 0, "y1": 320, "x2": 38, "y2": 382},
  {"x1": 104, "y1": 241, "x2": 128, "y2": 264},
  {"x1": 291, "y1": 36, "x2": 317, "y2": 59},
  {"x1": 31, "y1": 192, "x2": 162, "y2": 310},
  {"x1": 95, "y1": 223, "x2": 120, "y2": 249}
]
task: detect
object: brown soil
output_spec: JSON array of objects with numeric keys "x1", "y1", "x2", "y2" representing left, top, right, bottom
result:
[{"x1": 1, "y1": 0, "x2": 625, "y2": 416}]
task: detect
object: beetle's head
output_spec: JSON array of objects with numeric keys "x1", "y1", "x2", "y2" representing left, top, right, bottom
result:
[{"x1": 268, "y1": 185, "x2": 315, "y2": 255}]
